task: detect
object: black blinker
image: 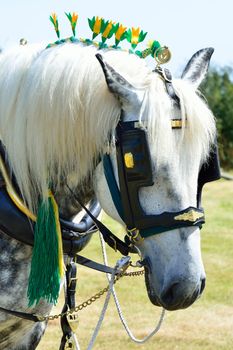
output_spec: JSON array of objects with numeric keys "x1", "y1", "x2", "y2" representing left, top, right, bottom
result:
[
  {"x1": 118, "y1": 123, "x2": 153, "y2": 185},
  {"x1": 197, "y1": 143, "x2": 221, "y2": 207}
]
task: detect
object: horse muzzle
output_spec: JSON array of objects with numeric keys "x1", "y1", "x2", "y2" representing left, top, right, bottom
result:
[{"x1": 143, "y1": 258, "x2": 206, "y2": 311}]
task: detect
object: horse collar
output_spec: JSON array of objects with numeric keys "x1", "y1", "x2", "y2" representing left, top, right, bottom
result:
[{"x1": 0, "y1": 141, "x2": 101, "y2": 255}]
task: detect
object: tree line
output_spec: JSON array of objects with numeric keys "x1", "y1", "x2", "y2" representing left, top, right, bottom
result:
[{"x1": 201, "y1": 66, "x2": 233, "y2": 169}]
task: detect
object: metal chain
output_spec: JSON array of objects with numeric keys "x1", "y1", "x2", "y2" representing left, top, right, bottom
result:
[
  {"x1": 36, "y1": 266, "x2": 144, "y2": 322},
  {"x1": 125, "y1": 270, "x2": 145, "y2": 277}
]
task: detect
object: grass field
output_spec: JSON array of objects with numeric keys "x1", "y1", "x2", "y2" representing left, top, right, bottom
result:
[{"x1": 38, "y1": 180, "x2": 233, "y2": 350}]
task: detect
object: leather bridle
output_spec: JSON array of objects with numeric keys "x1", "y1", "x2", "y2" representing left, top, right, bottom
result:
[{"x1": 103, "y1": 67, "x2": 220, "y2": 243}]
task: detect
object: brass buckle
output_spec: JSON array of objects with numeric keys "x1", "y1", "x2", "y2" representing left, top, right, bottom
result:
[
  {"x1": 68, "y1": 277, "x2": 78, "y2": 288},
  {"x1": 127, "y1": 228, "x2": 144, "y2": 243}
]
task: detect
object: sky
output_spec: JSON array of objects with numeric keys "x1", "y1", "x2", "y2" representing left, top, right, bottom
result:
[{"x1": 0, "y1": 0, "x2": 232, "y2": 75}]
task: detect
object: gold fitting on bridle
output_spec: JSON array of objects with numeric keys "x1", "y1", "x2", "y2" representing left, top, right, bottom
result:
[
  {"x1": 127, "y1": 227, "x2": 144, "y2": 243},
  {"x1": 154, "y1": 46, "x2": 172, "y2": 66}
]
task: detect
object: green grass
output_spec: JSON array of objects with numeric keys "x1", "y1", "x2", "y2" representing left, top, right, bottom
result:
[{"x1": 38, "y1": 180, "x2": 233, "y2": 350}]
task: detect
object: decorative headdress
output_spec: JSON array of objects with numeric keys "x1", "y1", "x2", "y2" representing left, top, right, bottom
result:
[{"x1": 47, "y1": 12, "x2": 171, "y2": 66}]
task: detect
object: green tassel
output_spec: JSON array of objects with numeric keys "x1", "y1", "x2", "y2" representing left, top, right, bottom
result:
[{"x1": 27, "y1": 194, "x2": 62, "y2": 306}]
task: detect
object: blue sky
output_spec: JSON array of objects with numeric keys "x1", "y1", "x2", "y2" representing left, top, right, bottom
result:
[{"x1": 0, "y1": 0, "x2": 231, "y2": 75}]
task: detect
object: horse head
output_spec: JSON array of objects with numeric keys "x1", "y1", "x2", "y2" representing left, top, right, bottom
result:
[{"x1": 94, "y1": 48, "x2": 216, "y2": 311}]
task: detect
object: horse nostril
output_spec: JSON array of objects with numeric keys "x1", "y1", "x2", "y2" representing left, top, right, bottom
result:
[
  {"x1": 160, "y1": 282, "x2": 179, "y2": 306},
  {"x1": 200, "y1": 277, "x2": 206, "y2": 294},
  {"x1": 160, "y1": 280, "x2": 203, "y2": 310}
]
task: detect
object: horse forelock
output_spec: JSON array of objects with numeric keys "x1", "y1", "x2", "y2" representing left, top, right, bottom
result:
[{"x1": 0, "y1": 43, "x2": 215, "y2": 212}]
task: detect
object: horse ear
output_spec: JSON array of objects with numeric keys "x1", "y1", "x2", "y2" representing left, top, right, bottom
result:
[
  {"x1": 96, "y1": 53, "x2": 144, "y2": 110},
  {"x1": 181, "y1": 48, "x2": 214, "y2": 88}
]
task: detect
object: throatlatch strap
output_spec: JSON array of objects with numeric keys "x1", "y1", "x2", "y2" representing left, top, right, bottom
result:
[{"x1": 66, "y1": 184, "x2": 133, "y2": 256}]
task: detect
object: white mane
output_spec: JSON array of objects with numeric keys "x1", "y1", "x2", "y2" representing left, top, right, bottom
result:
[{"x1": 0, "y1": 43, "x2": 215, "y2": 212}]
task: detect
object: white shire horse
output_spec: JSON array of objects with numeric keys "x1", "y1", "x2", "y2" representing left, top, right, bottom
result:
[{"x1": 0, "y1": 42, "x2": 217, "y2": 349}]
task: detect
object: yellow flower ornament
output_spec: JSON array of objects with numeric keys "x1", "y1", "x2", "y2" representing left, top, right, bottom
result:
[
  {"x1": 126, "y1": 27, "x2": 147, "y2": 49},
  {"x1": 65, "y1": 12, "x2": 78, "y2": 36},
  {"x1": 101, "y1": 21, "x2": 117, "y2": 43},
  {"x1": 114, "y1": 24, "x2": 127, "y2": 46},
  {"x1": 88, "y1": 16, "x2": 104, "y2": 39},
  {"x1": 50, "y1": 13, "x2": 60, "y2": 38}
]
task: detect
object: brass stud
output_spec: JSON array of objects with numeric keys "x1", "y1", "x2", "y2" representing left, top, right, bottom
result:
[{"x1": 124, "y1": 152, "x2": 134, "y2": 168}]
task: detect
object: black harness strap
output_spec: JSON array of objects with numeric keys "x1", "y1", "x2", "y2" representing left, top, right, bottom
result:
[
  {"x1": 66, "y1": 184, "x2": 135, "y2": 256},
  {"x1": 75, "y1": 254, "x2": 120, "y2": 274},
  {"x1": 155, "y1": 66, "x2": 180, "y2": 106},
  {"x1": 59, "y1": 310, "x2": 72, "y2": 350},
  {"x1": 60, "y1": 258, "x2": 78, "y2": 350},
  {"x1": 0, "y1": 306, "x2": 41, "y2": 322}
]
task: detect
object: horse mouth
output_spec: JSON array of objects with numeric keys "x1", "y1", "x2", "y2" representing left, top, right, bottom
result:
[
  {"x1": 144, "y1": 261, "x2": 205, "y2": 311},
  {"x1": 144, "y1": 266, "x2": 162, "y2": 307}
]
